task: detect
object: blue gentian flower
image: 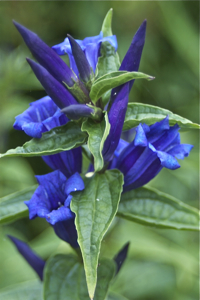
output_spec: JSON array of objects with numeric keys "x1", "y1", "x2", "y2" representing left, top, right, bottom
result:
[
  {"x1": 103, "y1": 21, "x2": 147, "y2": 162},
  {"x1": 7, "y1": 235, "x2": 45, "y2": 280},
  {"x1": 13, "y1": 96, "x2": 68, "y2": 138},
  {"x1": 52, "y1": 31, "x2": 117, "y2": 73},
  {"x1": 111, "y1": 117, "x2": 193, "y2": 192},
  {"x1": 25, "y1": 171, "x2": 84, "y2": 248}
]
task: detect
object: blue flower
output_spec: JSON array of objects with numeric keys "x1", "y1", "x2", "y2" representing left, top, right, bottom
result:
[
  {"x1": 103, "y1": 21, "x2": 147, "y2": 162},
  {"x1": 25, "y1": 171, "x2": 84, "y2": 248},
  {"x1": 14, "y1": 96, "x2": 68, "y2": 138},
  {"x1": 7, "y1": 235, "x2": 45, "y2": 281},
  {"x1": 52, "y1": 31, "x2": 117, "y2": 73},
  {"x1": 111, "y1": 117, "x2": 193, "y2": 192}
]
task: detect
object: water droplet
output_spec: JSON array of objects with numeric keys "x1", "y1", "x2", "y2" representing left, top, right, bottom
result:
[
  {"x1": 96, "y1": 198, "x2": 99, "y2": 201},
  {"x1": 74, "y1": 188, "x2": 77, "y2": 191},
  {"x1": 58, "y1": 201, "x2": 61, "y2": 206}
]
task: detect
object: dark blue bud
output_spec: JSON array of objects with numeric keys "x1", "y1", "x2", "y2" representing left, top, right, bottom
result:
[
  {"x1": 13, "y1": 20, "x2": 76, "y2": 87},
  {"x1": 61, "y1": 104, "x2": 102, "y2": 121},
  {"x1": 67, "y1": 34, "x2": 93, "y2": 84},
  {"x1": 27, "y1": 58, "x2": 77, "y2": 109},
  {"x1": 7, "y1": 235, "x2": 45, "y2": 281},
  {"x1": 113, "y1": 242, "x2": 130, "y2": 275}
]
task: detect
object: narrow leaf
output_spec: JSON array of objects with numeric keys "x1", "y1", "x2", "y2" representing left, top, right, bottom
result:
[
  {"x1": 81, "y1": 112, "x2": 110, "y2": 172},
  {"x1": 71, "y1": 170, "x2": 124, "y2": 299},
  {"x1": 0, "y1": 122, "x2": 87, "y2": 158},
  {"x1": 106, "y1": 293, "x2": 129, "y2": 300},
  {"x1": 0, "y1": 280, "x2": 42, "y2": 300},
  {"x1": 117, "y1": 186, "x2": 200, "y2": 231},
  {"x1": 0, "y1": 185, "x2": 37, "y2": 225},
  {"x1": 43, "y1": 254, "x2": 116, "y2": 300},
  {"x1": 123, "y1": 103, "x2": 200, "y2": 131},
  {"x1": 101, "y1": 8, "x2": 113, "y2": 37},
  {"x1": 90, "y1": 71, "x2": 154, "y2": 104}
]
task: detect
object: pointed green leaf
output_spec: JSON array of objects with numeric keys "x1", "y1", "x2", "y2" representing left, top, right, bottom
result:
[
  {"x1": 71, "y1": 170, "x2": 124, "y2": 299},
  {"x1": 101, "y1": 8, "x2": 113, "y2": 37},
  {"x1": 81, "y1": 112, "x2": 110, "y2": 172},
  {"x1": 43, "y1": 254, "x2": 116, "y2": 300},
  {"x1": 0, "y1": 185, "x2": 37, "y2": 225},
  {"x1": 0, "y1": 280, "x2": 42, "y2": 300},
  {"x1": 123, "y1": 103, "x2": 200, "y2": 131},
  {"x1": 0, "y1": 122, "x2": 87, "y2": 158},
  {"x1": 90, "y1": 71, "x2": 154, "y2": 104},
  {"x1": 117, "y1": 186, "x2": 200, "y2": 231}
]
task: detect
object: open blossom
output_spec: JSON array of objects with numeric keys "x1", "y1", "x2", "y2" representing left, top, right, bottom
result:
[
  {"x1": 110, "y1": 117, "x2": 193, "y2": 192},
  {"x1": 52, "y1": 31, "x2": 117, "y2": 74},
  {"x1": 25, "y1": 171, "x2": 84, "y2": 248}
]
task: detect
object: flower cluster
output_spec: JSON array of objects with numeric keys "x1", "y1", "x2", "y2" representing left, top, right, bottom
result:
[{"x1": 11, "y1": 13, "x2": 193, "y2": 261}]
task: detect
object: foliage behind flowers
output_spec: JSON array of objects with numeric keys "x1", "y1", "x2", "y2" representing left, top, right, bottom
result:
[{"x1": 0, "y1": 6, "x2": 199, "y2": 300}]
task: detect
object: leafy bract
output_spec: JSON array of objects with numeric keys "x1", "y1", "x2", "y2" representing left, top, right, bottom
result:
[
  {"x1": 0, "y1": 122, "x2": 87, "y2": 158},
  {"x1": 43, "y1": 254, "x2": 116, "y2": 300},
  {"x1": 71, "y1": 170, "x2": 124, "y2": 299},
  {"x1": 81, "y1": 112, "x2": 110, "y2": 172},
  {"x1": 0, "y1": 280, "x2": 42, "y2": 300},
  {"x1": 101, "y1": 8, "x2": 113, "y2": 37},
  {"x1": 123, "y1": 103, "x2": 200, "y2": 131},
  {"x1": 0, "y1": 185, "x2": 37, "y2": 225},
  {"x1": 117, "y1": 186, "x2": 200, "y2": 230},
  {"x1": 90, "y1": 71, "x2": 154, "y2": 104}
]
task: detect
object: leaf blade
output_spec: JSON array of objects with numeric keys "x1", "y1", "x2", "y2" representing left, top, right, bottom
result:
[
  {"x1": 81, "y1": 112, "x2": 110, "y2": 172},
  {"x1": 90, "y1": 71, "x2": 154, "y2": 104},
  {"x1": 43, "y1": 254, "x2": 116, "y2": 300},
  {"x1": 117, "y1": 186, "x2": 200, "y2": 231},
  {"x1": 0, "y1": 185, "x2": 37, "y2": 225},
  {"x1": 123, "y1": 103, "x2": 200, "y2": 131},
  {"x1": 0, "y1": 122, "x2": 87, "y2": 158},
  {"x1": 71, "y1": 170, "x2": 124, "y2": 299}
]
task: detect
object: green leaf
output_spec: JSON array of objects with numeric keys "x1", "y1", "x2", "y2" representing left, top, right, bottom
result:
[
  {"x1": 0, "y1": 185, "x2": 37, "y2": 225},
  {"x1": 123, "y1": 103, "x2": 200, "y2": 131},
  {"x1": 101, "y1": 8, "x2": 113, "y2": 37},
  {"x1": 43, "y1": 254, "x2": 116, "y2": 300},
  {"x1": 81, "y1": 112, "x2": 110, "y2": 172},
  {"x1": 0, "y1": 122, "x2": 87, "y2": 158},
  {"x1": 0, "y1": 280, "x2": 43, "y2": 300},
  {"x1": 90, "y1": 71, "x2": 154, "y2": 104},
  {"x1": 117, "y1": 186, "x2": 200, "y2": 231},
  {"x1": 71, "y1": 170, "x2": 124, "y2": 299}
]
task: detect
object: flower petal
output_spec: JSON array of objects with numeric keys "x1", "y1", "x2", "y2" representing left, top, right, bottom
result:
[
  {"x1": 167, "y1": 144, "x2": 193, "y2": 159},
  {"x1": 156, "y1": 150, "x2": 180, "y2": 170},
  {"x1": 46, "y1": 206, "x2": 74, "y2": 225},
  {"x1": 53, "y1": 219, "x2": 79, "y2": 248},
  {"x1": 42, "y1": 147, "x2": 82, "y2": 178},
  {"x1": 64, "y1": 172, "x2": 85, "y2": 196}
]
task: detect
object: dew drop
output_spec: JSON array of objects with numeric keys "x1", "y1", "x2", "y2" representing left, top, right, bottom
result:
[
  {"x1": 96, "y1": 198, "x2": 99, "y2": 201},
  {"x1": 74, "y1": 188, "x2": 77, "y2": 191}
]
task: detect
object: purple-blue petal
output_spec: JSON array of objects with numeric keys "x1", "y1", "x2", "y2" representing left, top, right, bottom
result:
[
  {"x1": 46, "y1": 206, "x2": 74, "y2": 225},
  {"x1": 42, "y1": 147, "x2": 82, "y2": 179},
  {"x1": 167, "y1": 144, "x2": 193, "y2": 159},
  {"x1": 27, "y1": 58, "x2": 77, "y2": 109},
  {"x1": 64, "y1": 172, "x2": 85, "y2": 195},
  {"x1": 156, "y1": 151, "x2": 180, "y2": 170},
  {"x1": 53, "y1": 218, "x2": 79, "y2": 248},
  {"x1": 7, "y1": 235, "x2": 45, "y2": 281},
  {"x1": 134, "y1": 124, "x2": 148, "y2": 147}
]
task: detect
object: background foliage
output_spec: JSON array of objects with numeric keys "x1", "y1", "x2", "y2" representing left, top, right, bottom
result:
[{"x1": 0, "y1": 1, "x2": 199, "y2": 300}]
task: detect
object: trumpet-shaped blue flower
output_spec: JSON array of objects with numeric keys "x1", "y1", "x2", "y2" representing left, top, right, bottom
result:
[
  {"x1": 14, "y1": 96, "x2": 68, "y2": 138},
  {"x1": 52, "y1": 31, "x2": 117, "y2": 73},
  {"x1": 25, "y1": 171, "x2": 84, "y2": 248},
  {"x1": 7, "y1": 235, "x2": 45, "y2": 280},
  {"x1": 111, "y1": 117, "x2": 193, "y2": 192}
]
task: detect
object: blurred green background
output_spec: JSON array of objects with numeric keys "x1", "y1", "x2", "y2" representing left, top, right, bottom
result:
[{"x1": 0, "y1": 1, "x2": 199, "y2": 300}]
